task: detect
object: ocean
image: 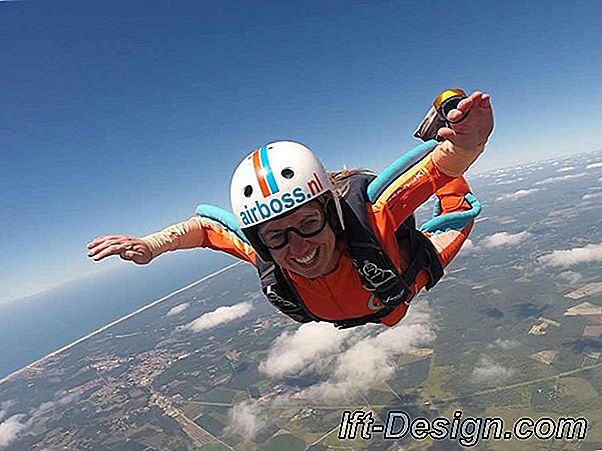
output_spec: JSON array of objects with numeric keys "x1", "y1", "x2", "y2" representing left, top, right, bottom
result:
[{"x1": 0, "y1": 251, "x2": 235, "y2": 379}]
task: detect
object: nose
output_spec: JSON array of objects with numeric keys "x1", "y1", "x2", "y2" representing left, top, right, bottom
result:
[{"x1": 286, "y1": 230, "x2": 312, "y2": 255}]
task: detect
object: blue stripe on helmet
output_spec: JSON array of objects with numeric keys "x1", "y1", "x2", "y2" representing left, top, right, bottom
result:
[{"x1": 260, "y1": 145, "x2": 279, "y2": 194}]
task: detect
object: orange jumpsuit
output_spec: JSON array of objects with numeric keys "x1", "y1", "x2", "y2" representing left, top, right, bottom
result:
[{"x1": 142, "y1": 140, "x2": 481, "y2": 327}]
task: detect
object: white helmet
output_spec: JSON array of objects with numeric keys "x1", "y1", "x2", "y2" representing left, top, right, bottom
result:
[{"x1": 230, "y1": 141, "x2": 345, "y2": 259}]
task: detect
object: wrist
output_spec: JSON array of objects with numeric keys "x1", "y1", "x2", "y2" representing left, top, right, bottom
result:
[{"x1": 432, "y1": 140, "x2": 486, "y2": 177}]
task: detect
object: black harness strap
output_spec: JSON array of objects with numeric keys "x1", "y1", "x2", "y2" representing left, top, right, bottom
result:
[
  {"x1": 257, "y1": 259, "x2": 318, "y2": 324},
  {"x1": 256, "y1": 173, "x2": 444, "y2": 328}
]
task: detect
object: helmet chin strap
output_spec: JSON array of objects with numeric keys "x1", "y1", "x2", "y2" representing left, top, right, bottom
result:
[{"x1": 332, "y1": 195, "x2": 346, "y2": 231}]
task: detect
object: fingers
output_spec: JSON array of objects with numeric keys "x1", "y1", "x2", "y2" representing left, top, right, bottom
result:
[
  {"x1": 478, "y1": 93, "x2": 491, "y2": 107},
  {"x1": 446, "y1": 108, "x2": 465, "y2": 123},
  {"x1": 438, "y1": 90, "x2": 494, "y2": 149},
  {"x1": 87, "y1": 235, "x2": 126, "y2": 249},
  {"x1": 90, "y1": 242, "x2": 129, "y2": 261},
  {"x1": 123, "y1": 250, "x2": 137, "y2": 259},
  {"x1": 457, "y1": 93, "x2": 476, "y2": 112},
  {"x1": 122, "y1": 248, "x2": 152, "y2": 265},
  {"x1": 446, "y1": 91, "x2": 492, "y2": 124},
  {"x1": 120, "y1": 249, "x2": 142, "y2": 261},
  {"x1": 446, "y1": 93, "x2": 476, "y2": 123},
  {"x1": 437, "y1": 126, "x2": 456, "y2": 141},
  {"x1": 467, "y1": 91, "x2": 491, "y2": 109},
  {"x1": 87, "y1": 235, "x2": 129, "y2": 261},
  {"x1": 87, "y1": 235, "x2": 152, "y2": 264},
  {"x1": 87, "y1": 236, "x2": 111, "y2": 249}
]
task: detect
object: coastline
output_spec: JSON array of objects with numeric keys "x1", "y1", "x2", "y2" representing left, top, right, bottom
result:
[{"x1": 0, "y1": 261, "x2": 244, "y2": 387}]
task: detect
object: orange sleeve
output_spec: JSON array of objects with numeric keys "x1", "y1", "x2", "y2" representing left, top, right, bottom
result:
[
  {"x1": 435, "y1": 176, "x2": 472, "y2": 213},
  {"x1": 371, "y1": 154, "x2": 454, "y2": 230},
  {"x1": 200, "y1": 218, "x2": 257, "y2": 266},
  {"x1": 374, "y1": 172, "x2": 477, "y2": 328}
]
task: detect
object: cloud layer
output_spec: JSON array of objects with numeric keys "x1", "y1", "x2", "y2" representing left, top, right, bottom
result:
[
  {"x1": 556, "y1": 166, "x2": 575, "y2": 173},
  {"x1": 166, "y1": 302, "x2": 190, "y2": 317},
  {"x1": 182, "y1": 302, "x2": 253, "y2": 332},
  {"x1": 226, "y1": 400, "x2": 266, "y2": 439},
  {"x1": 0, "y1": 414, "x2": 27, "y2": 448},
  {"x1": 481, "y1": 231, "x2": 530, "y2": 248},
  {"x1": 538, "y1": 242, "x2": 602, "y2": 267},
  {"x1": 460, "y1": 239, "x2": 475, "y2": 253},
  {"x1": 557, "y1": 271, "x2": 583, "y2": 284},
  {"x1": 495, "y1": 189, "x2": 539, "y2": 202},
  {"x1": 534, "y1": 173, "x2": 587, "y2": 186},
  {"x1": 261, "y1": 303, "x2": 436, "y2": 402},
  {"x1": 582, "y1": 192, "x2": 602, "y2": 201},
  {"x1": 260, "y1": 323, "x2": 351, "y2": 378},
  {"x1": 227, "y1": 303, "x2": 437, "y2": 438},
  {"x1": 488, "y1": 338, "x2": 519, "y2": 350},
  {"x1": 0, "y1": 392, "x2": 78, "y2": 449},
  {"x1": 471, "y1": 356, "x2": 514, "y2": 385}
]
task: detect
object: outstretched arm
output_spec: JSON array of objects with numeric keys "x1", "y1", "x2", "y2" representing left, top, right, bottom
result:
[
  {"x1": 368, "y1": 90, "x2": 493, "y2": 228},
  {"x1": 86, "y1": 207, "x2": 257, "y2": 266},
  {"x1": 86, "y1": 217, "x2": 207, "y2": 264}
]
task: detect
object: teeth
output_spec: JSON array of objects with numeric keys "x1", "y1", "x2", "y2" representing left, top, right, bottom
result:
[{"x1": 293, "y1": 248, "x2": 318, "y2": 265}]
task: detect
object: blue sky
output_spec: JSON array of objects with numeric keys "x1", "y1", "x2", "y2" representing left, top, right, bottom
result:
[{"x1": 1, "y1": 0, "x2": 600, "y2": 303}]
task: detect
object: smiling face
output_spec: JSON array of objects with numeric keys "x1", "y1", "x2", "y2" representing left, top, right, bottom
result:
[{"x1": 258, "y1": 201, "x2": 341, "y2": 279}]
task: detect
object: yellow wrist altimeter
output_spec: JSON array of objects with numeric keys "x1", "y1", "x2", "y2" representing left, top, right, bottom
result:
[{"x1": 414, "y1": 88, "x2": 468, "y2": 142}]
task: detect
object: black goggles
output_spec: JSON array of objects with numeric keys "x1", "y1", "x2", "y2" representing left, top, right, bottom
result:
[{"x1": 257, "y1": 207, "x2": 327, "y2": 250}]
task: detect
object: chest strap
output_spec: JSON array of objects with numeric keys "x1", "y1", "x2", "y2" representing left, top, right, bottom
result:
[{"x1": 256, "y1": 173, "x2": 444, "y2": 328}]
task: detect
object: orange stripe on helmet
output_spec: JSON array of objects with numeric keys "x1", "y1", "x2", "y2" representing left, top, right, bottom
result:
[{"x1": 252, "y1": 149, "x2": 271, "y2": 198}]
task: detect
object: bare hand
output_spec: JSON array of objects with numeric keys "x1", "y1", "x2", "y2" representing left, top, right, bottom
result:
[
  {"x1": 437, "y1": 91, "x2": 494, "y2": 150},
  {"x1": 86, "y1": 235, "x2": 153, "y2": 264}
]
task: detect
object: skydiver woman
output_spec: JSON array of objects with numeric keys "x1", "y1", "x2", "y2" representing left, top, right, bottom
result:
[{"x1": 87, "y1": 90, "x2": 493, "y2": 328}]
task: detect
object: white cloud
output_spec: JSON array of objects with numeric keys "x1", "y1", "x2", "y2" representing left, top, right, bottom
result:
[
  {"x1": 234, "y1": 304, "x2": 436, "y2": 428},
  {"x1": 556, "y1": 166, "x2": 575, "y2": 173},
  {"x1": 258, "y1": 304, "x2": 436, "y2": 403},
  {"x1": 0, "y1": 392, "x2": 78, "y2": 449},
  {"x1": 586, "y1": 162, "x2": 602, "y2": 169},
  {"x1": 495, "y1": 178, "x2": 523, "y2": 186},
  {"x1": 481, "y1": 231, "x2": 530, "y2": 248},
  {"x1": 58, "y1": 393, "x2": 78, "y2": 405},
  {"x1": 534, "y1": 173, "x2": 587, "y2": 186},
  {"x1": 182, "y1": 302, "x2": 252, "y2": 332},
  {"x1": 471, "y1": 356, "x2": 514, "y2": 385},
  {"x1": 260, "y1": 323, "x2": 351, "y2": 378},
  {"x1": 495, "y1": 189, "x2": 539, "y2": 202},
  {"x1": 167, "y1": 303, "x2": 190, "y2": 317},
  {"x1": 225, "y1": 400, "x2": 266, "y2": 439},
  {"x1": 0, "y1": 415, "x2": 27, "y2": 449},
  {"x1": 557, "y1": 271, "x2": 583, "y2": 284},
  {"x1": 538, "y1": 242, "x2": 602, "y2": 267},
  {"x1": 0, "y1": 402, "x2": 13, "y2": 422},
  {"x1": 582, "y1": 192, "x2": 602, "y2": 201},
  {"x1": 299, "y1": 305, "x2": 436, "y2": 402},
  {"x1": 488, "y1": 338, "x2": 519, "y2": 350},
  {"x1": 460, "y1": 239, "x2": 475, "y2": 254}
]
